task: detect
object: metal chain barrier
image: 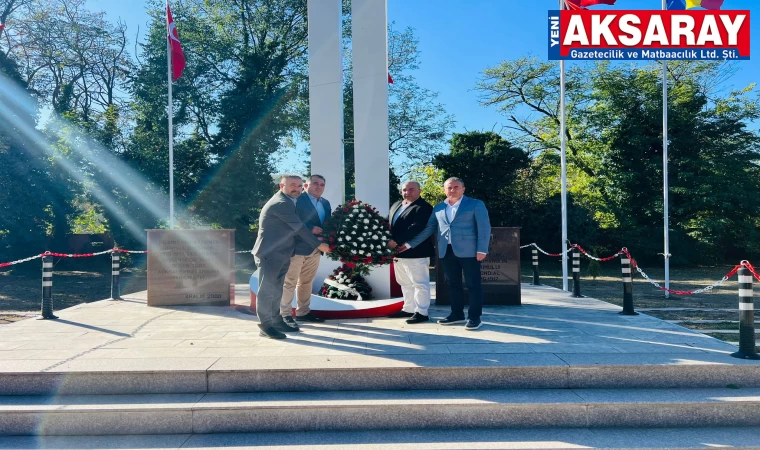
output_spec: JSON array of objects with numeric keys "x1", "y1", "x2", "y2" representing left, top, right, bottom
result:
[
  {"x1": 519, "y1": 242, "x2": 571, "y2": 257},
  {"x1": 0, "y1": 254, "x2": 42, "y2": 268},
  {"x1": 572, "y1": 243, "x2": 623, "y2": 262},
  {"x1": 4, "y1": 243, "x2": 757, "y2": 298},
  {"x1": 621, "y1": 248, "x2": 741, "y2": 296},
  {"x1": 741, "y1": 260, "x2": 760, "y2": 283},
  {"x1": 521, "y1": 242, "x2": 751, "y2": 297}
]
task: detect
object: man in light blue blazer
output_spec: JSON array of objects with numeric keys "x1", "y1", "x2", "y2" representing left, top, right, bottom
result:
[{"x1": 401, "y1": 177, "x2": 491, "y2": 330}]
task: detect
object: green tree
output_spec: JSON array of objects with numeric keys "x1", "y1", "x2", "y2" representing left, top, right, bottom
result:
[
  {"x1": 433, "y1": 131, "x2": 529, "y2": 227},
  {"x1": 0, "y1": 51, "x2": 73, "y2": 257},
  {"x1": 477, "y1": 58, "x2": 760, "y2": 262}
]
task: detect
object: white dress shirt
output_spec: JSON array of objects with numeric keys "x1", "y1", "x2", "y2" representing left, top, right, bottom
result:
[
  {"x1": 392, "y1": 201, "x2": 411, "y2": 226},
  {"x1": 444, "y1": 197, "x2": 462, "y2": 243}
]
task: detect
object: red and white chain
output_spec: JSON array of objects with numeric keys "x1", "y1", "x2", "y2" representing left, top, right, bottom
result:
[
  {"x1": 740, "y1": 260, "x2": 760, "y2": 283},
  {"x1": 42, "y1": 249, "x2": 114, "y2": 258},
  {"x1": 520, "y1": 243, "x2": 572, "y2": 257},
  {"x1": 572, "y1": 243, "x2": 623, "y2": 262},
  {"x1": 0, "y1": 254, "x2": 42, "y2": 268},
  {"x1": 623, "y1": 247, "x2": 741, "y2": 296}
]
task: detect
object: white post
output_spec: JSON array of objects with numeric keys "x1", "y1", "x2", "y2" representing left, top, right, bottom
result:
[
  {"x1": 559, "y1": 0, "x2": 568, "y2": 291},
  {"x1": 308, "y1": 0, "x2": 346, "y2": 294},
  {"x1": 352, "y1": 0, "x2": 390, "y2": 298},
  {"x1": 166, "y1": 0, "x2": 175, "y2": 229},
  {"x1": 307, "y1": 0, "x2": 344, "y2": 207},
  {"x1": 662, "y1": 0, "x2": 670, "y2": 297}
]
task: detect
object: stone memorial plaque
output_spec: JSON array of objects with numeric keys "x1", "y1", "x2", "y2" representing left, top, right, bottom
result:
[
  {"x1": 147, "y1": 229, "x2": 234, "y2": 306},
  {"x1": 435, "y1": 227, "x2": 521, "y2": 306}
]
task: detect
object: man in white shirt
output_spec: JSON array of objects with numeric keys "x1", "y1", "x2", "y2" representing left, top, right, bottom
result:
[
  {"x1": 387, "y1": 181, "x2": 434, "y2": 323},
  {"x1": 401, "y1": 177, "x2": 491, "y2": 330}
]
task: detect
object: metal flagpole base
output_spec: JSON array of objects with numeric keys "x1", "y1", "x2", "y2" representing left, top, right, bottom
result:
[{"x1": 619, "y1": 310, "x2": 639, "y2": 316}]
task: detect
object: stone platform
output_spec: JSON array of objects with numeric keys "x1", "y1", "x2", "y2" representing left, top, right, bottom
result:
[
  {"x1": 1, "y1": 284, "x2": 759, "y2": 440},
  {"x1": 0, "y1": 283, "x2": 754, "y2": 393}
]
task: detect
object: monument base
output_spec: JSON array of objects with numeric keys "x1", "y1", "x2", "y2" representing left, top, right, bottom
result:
[
  {"x1": 435, "y1": 227, "x2": 522, "y2": 306},
  {"x1": 248, "y1": 270, "x2": 402, "y2": 319},
  {"x1": 147, "y1": 229, "x2": 235, "y2": 307}
]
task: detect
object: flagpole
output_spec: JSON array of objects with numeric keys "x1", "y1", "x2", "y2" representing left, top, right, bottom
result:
[
  {"x1": 559, "y1": 0, "x2": 569, "y2": 292},
  {"x1": 662, "y1": 0, "x2": 670, "y2": 297},
  {"x1": 166, "y1": 0, "x2": 175, "y2": 229}
]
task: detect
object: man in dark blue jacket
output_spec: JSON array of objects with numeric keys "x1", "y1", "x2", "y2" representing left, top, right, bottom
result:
[
  {"x1": 387, "y1": 181, "x2": 434, "y2": 323},
  {"x1": 280, "y1": 175, "x2": 332, "y2": 327}
]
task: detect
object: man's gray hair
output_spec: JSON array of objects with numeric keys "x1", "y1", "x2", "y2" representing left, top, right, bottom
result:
[
  {"x1": 444, "y1": 177, "x2": 465, "y2": 187},
  {"x1": 279, "y1": 174, "x2": 304, "y2": 184},
  {"x1": 400, "y1": 180, "x2": 421, "y2": 190}
]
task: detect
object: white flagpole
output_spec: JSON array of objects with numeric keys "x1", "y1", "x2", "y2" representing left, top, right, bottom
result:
[
  {"x1": 559, "y1": 0, "x2": 568, "y2": 291},
  {"x1": 662, "y1": 0, "x2": 670, "y2": 296},
  {"x1": 166, "y1": 0, "x2": 175, "y2": 229}
]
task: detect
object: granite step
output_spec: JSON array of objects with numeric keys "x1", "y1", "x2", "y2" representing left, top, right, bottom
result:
[
  {"x1": 2, "y1": 388, "x2": 760, "y2": 436},
  {"x1": 4, "y1": 427, "x2": 760, "y2": 449},
  {"x1": 2, "y1": 352, "x2": 760, "y2": 396}
]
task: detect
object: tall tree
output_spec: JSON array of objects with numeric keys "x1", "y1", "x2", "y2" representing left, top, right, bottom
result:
[
  {"x1": 477, "y1": 59, "x2": 760, "y2": 262},
  {"x1": 0, "y1": 48, "x2": 72, "y2": 257},
  {"x1": 433, "y1": 131, "x2": 529, "y2": 227}
]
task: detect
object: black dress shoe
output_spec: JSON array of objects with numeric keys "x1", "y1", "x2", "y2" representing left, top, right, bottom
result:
[
  {"x1": 406, "y1": 312, "x2": 429, "y2": 324},
  {"x1": 388, "y1": 310, "x2": 415, "y2": 318},
  {"x1": 277, "y1": 317, "x2": 300, "y2": 332},
  {"x1": 258, "y1": 324, "x2": 287, "y2": 340},
  {"x1": 437, "y1": 315, "x2": 466, "y2": 325},
  {"x1": 296, "y1": 312, "x2": 325, "y2": 323}
]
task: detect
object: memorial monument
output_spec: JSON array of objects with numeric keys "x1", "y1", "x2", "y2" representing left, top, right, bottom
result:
[
  {"x1": 147, "y1": 229, "x2": 235, "y2": 306},
  {"x1": 308, "y1": 0, "x2": 391, "y2": 298}
]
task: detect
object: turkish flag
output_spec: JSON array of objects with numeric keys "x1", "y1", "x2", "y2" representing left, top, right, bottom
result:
[
  {"x1": 388, "y1": 72, "x2": 393, "y2": 84},
  {"x1": 166, "y1": 3, "x2": 185, "y2": 81}
]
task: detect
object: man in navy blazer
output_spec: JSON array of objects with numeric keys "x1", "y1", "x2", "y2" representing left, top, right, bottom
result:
[
  {"x1": 279, "y1": 175, "x2": 332, "y2": 327},
  {"x1": 402, "y1": 177, "x2": 491, "y2": 330}
]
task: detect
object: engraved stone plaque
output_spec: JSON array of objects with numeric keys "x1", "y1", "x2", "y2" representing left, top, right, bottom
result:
[
  {"x1": 435, "y1": 227, "x2": 521, "y2": 306},
  {"x1": 147, "y1": 229, "x2": 234, "y2": 306}
]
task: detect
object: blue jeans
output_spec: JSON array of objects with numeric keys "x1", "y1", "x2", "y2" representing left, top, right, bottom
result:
[{"x1": 441, "y1": 245, "x2": 483, "y2": 320}]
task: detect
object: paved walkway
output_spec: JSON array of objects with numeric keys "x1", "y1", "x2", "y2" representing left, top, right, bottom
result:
[{"x1": 0, "y1": 283, "x2": 745, "y2": 374}]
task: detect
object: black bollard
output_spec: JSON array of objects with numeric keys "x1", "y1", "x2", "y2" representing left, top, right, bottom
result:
[
  {"x1": 571, "y1": 247, "x2": 583, "y2": 298},
  {"x1": 731, "y1": 267, "x2": 759, "y2": 360},
  {"x1": 39, "y1": 255, "x2": 58, "y2": 320},
  {"x1": 619, "y1": 256, "x2": 638, "y2": 315},
  {"x1": 532, "y1": 248, "x2": 540, "y2": 285},
  {"x1": 111, "y1": 251, "x2": 122, "y2": 300}
]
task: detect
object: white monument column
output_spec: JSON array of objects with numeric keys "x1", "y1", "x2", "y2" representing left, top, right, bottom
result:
[
  {"x1": 308, "y1": 0, "x2": 344, "y2": 207},
  {"x1": 352, "y1": 0, "x2": 391, "y2": 298},
  {"x1": 308, "y1": 0, "x2": 345, "y2": 293}
]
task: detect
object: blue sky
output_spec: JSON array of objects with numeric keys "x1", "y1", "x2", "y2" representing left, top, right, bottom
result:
[{"x1": 88, "y1": 0, "x2": 759, "y2": 171}]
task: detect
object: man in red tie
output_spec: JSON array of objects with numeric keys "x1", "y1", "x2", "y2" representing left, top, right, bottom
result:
[{"x1": 387, "y1": 181, "x2": 434, "y2": 324}]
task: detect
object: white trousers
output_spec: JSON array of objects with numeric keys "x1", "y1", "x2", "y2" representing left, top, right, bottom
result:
[{"x1": 394, "y1": 257, "x2": 431, "y2": 316}]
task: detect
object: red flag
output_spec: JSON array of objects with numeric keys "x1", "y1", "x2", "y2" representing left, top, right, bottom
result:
[
  {"x1": 166, "y1": 3, "x2": 185, "y2": 82},
  {"x1": 0, "y1": 24, "x2": 5, "y2": 34},
  {"x1": 388, "y1": 72, "x2": 393, "y2": 84},
  {"x1": 565, "y1": 0, "x2": 616, "y2": 9}
]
